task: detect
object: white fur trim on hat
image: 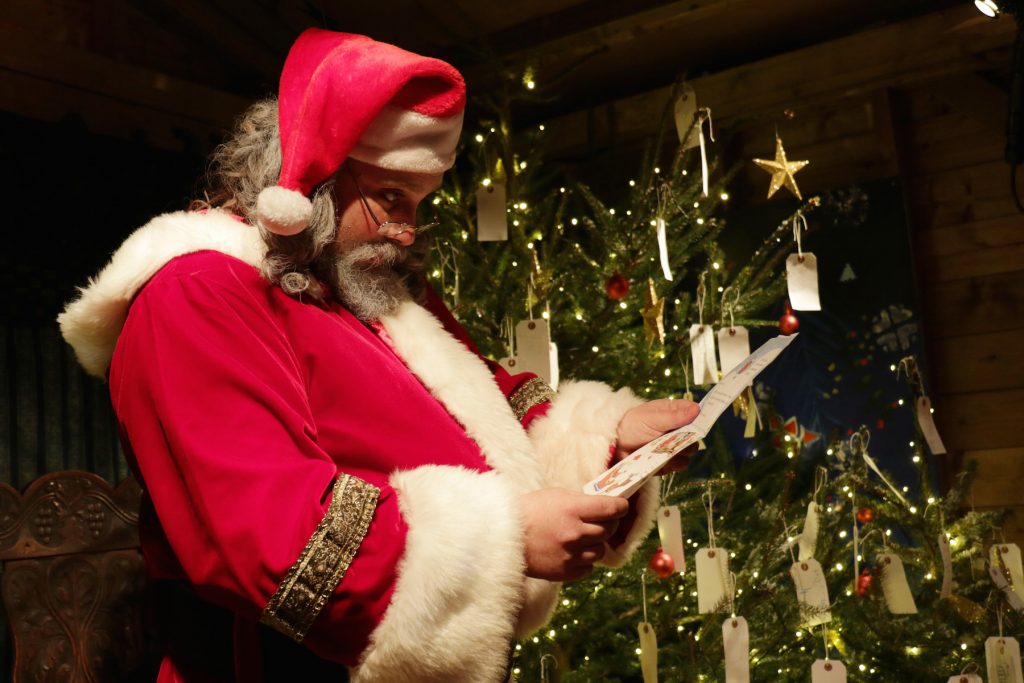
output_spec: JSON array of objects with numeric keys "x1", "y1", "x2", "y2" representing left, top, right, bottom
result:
[
  {"x1": 255, "y1": 185, "x2": 314, "y2": 236},
  {"x1": 350, "y1": 106, "x2": 463, "y2": 174}
]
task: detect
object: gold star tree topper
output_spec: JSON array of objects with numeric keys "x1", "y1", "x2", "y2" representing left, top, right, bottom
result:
[
  {"x1": 753, "y1": 135, "x2": 809, "y2": 200},
  {"x1": 641, "y1": 278, "x2": 666, "y2": 347}
]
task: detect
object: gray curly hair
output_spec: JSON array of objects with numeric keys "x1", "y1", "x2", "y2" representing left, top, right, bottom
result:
[{"x1": 190, "y1": 98, "x2": 429, "y2": 302}]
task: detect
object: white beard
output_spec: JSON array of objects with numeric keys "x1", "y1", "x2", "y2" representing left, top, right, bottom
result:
[{"x1": 331, "y1": 241, "x2": 412, "y2": 321}]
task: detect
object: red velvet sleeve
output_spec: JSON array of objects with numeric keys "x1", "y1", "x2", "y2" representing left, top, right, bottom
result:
[{"x1": 109, "y1": 257, "x2": 404, "y2": 665}]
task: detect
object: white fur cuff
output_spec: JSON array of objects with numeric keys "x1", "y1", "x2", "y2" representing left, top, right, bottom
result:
[{"x1": 352, "y1": 466, "x2": 525, "y2": 683}]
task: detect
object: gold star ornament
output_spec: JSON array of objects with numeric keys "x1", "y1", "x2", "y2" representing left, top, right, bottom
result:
[
  {"x1": 641, "y1": 278, "x2": 666, "y2": 347},
  {"x1": 753, "y1": 135, "x2": 809, "y2": 200}
]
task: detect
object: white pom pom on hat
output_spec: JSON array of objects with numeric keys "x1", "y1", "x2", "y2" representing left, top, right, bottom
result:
[{"x1": 255, "y1": 29, "x2": 466, "y2": 236}]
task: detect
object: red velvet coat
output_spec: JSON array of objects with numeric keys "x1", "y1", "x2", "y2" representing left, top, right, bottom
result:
[{"x1": 58, "y1": 210, "x2": 659, "y2": 682}]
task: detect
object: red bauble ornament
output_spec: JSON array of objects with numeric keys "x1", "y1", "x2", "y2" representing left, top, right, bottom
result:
[
  {"x1": 648, "y1": 548, "x2": 675, "y2": 579},
  {"x1": 779, "y1": 301, "x2": 800, "y2": 335},
  {"x1": 605, "y1": 272, "x2": 630, "y2": 300},
  {"x1": 855, "y1": 506, "x2": 875, "y2": 525},
  {"x1": 856, "y1": 568, "x2": 873, "y2": 597}
]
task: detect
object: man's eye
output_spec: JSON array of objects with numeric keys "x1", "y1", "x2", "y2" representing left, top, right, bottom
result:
[{"x1": 380, "y1": 189, "x2": 402, "y2": 205}]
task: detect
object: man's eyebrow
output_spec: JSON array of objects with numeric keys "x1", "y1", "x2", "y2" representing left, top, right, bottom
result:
[{"x1": 376, "y1": 176, "x2": 442, "y2": 194}]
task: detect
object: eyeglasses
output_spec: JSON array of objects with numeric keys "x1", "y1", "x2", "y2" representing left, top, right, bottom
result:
[{"x1": 345, "y1": 165, "x2": 439, "y2": 239}]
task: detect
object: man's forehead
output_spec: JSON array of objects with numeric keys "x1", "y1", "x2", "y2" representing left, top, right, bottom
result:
[{"x1": 355, "y1": 161, "x2": 443, "y2": 193}]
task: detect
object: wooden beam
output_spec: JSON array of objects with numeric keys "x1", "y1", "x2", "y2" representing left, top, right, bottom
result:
[
  {"x1": 542, "y1": 6, "x2": 1016, "y2": 157},
  {"x1": 917, "y1": 73, "x2": 1009, "y2": 139},
  {"x1": 0, "y1": 20, "x2": 250, "y2": 148}
]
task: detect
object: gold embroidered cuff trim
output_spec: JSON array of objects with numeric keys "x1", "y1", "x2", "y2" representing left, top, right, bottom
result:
[
  {"x1": 508, "y1": 377, "x2": 555, "y2": 422},
  {"x1": 260, "y1": 473, "x2": 379, "y2": 642}
]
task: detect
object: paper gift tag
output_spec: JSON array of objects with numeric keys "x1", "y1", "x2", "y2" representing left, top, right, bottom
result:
[
  {"x1": 722, "y1": 617, "x2": 750, "y2": 683},
  {"x1": 656, "y1": 217, "x2": 673, "y2": 281},
  {"x1": 673, "y1": 83, "x2": 700, "y2": 149},
  {"x1": 638, "y1": 621, "x2": 658, "y2": 683},
  {"x1": 916, "y1": 396, "x2": 947, "y2": 455},
  {"x1": 939, "y1": 534, "x2": 954, "y2": 599},
  {"x1": 992, "y1": 544, "x2": 1024, "y2": 602},
  {"x1": 786, "y1": 253, "x2": 821, "y2": 311},
  {"x1": 717, "y1": 326, "x2": 751, "y2": 375},
  {"x1": 989, "y1": 562, "x2": 1024, "y2": 612},
  {"x1": 689, "y1": 325, "x2": 718, "y2": 385},
  {"x1": 811, "y1": 659, "x2": 847, "y2": 682},
  {"x1": 658, "y1": 506, "x2": 686, "y2": 575},
  {"x1": 513, "y1": 319, "x2": 559, "y2": 389},
  {"x1": 790, "y1": 559, "x2": 832, "y2": 627},
  {"x1": 986, "y1": 636, "x2": 1023, "y2": 683},
  {"x1": 878, "y1": 553, "x2": 918, "y2": 614},
  {"x1": 947, "y1": 675, "x2": 983, "y2": 683},
  {"x1": 475, "y1": 182, "x2": 508, "y2": 241},
  {"x1": 798, "y1": 501, "x2": 819, "y2": 562},
  {"x1": 696, "y1": 548, "x2": 731, "y2": 613}
]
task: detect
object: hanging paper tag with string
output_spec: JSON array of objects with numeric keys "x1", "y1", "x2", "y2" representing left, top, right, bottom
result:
[
  {"x1": 859, "y1": 442, "x2": 909, "y2": 507},
  {"x1": 637, "y1": 621, "x2": 658, "y2": 683},
  {"x1": 655, "y1": 216, "x2": 673, "y2": 281},
  {"x1": 790, "y1": 559, "x2": 831, "y2": 626},
  {"x1": 696, "y1": 548, "x2": 731, "y2": 613},
  {"x1": 990, "y1": 562, "x2": 1024, "y2": 612},
  {"x1": 696, "y1": 108, "x2": 714, "y2": 197},
  {"x1": 718, "y1": 327, "x2": 750, "y2": 374},
  {"x1": 674, "y1": 83, "x2": 700, "y2": 150},
  {"x1": 690, "y1": 325, "x2": 718, "y2": 385},
  {"x1": 498, "y1": 319, "x2": 559, "y2": 389},
  {"x1": 722, "y1": 617, "x2": 750, "y2": 683},
  {"x1": 916, "y1": 396, "x2": 947, "y2": 455},
  {"x1": 658, "y1": 506, "x2": 686, "y2": 575},
  {"x1": 939, "y1": 533, "x2": 954, "y2": 599},
  {"x1": 986, "y1": 636, "x2": 1023, "y2": 683},
  {"x1": 786, "y1": 212, "x2": 821, "y2": 311},
  {"x1": 475, "y1": 182, "x2": 508, "y2": 241},
  {"x1": 799, "y1": 501, "x2": 820, "y2": 562},
  {"x1": 992, "y1": 544, "x2": 1024, "y2": 603},
  {"x1": 811, "y1": 659, "x2": 847, "y2": 682},
  {"x1": 878, "y1": 553, "x2": 918, "y2": 614}
]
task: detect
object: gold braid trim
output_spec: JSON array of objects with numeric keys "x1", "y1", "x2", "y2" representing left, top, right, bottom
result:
[
  {"x1": 508, "y1": 377, "x2": 555, "y2": 422},
  {"x1": 260, "y1": 473, "x2": 379, "y2": 642}
]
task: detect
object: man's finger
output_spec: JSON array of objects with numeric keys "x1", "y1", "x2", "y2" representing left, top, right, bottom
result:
[
  {"x1": 576, "y1": 494, "x2": 629, "y2": 522},
  {"x1": 635, "y1": 398, "x2": 700, "y2": 432}
]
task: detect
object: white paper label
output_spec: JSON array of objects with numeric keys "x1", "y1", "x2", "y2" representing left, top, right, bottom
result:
[
  {"x1": 786, "y1": 252, "x2": 821, "y2": 311},
  {"x1": 878, "y1": 553, "x2": 918, "y2": 614},
  {"x1": 862, "y1": 450, "x2": 909, "y2": 506},
  {"x1": 993, "y1": 544, "x2": 1024, "y2": 603},
  {"x1": 986, "y1": 636, "x2": 1023, "y2": 683},
  {"x1": 638, "y1": 621, "x2": 658, "y2": 683},
  {"x1": 657, "y1": 506, "x2": 686, "y2": 575},
  {"x1": 722, "y1": 617, "x2": 750, "y2": 683},
  {"x1": 939, "y1": 534, "x2": 954, "y2": 599},
  {"x1": 990, "y1": 563, "x2": 1024, "y2": 612},
  {"x1": 790, "y1": 559, "x2": 832, "y2": 626},
  {"x1": 689, "y1": 324, "x2": 718, "y2": 385},
  {"x1": 696, "y1": 548, "x2": 731, "y2": 614},
  {"x1": 673, "y1": 83, "x2": 699, "y2": 149},
  {"x1": 947, "y1": 675, "x2": 984, "y2": 683},
  {"x1": 799, "y1": 501, "x2": 819, "y2": 562},
  {"x1": 916, "y1": 396, "x2": 947, "y2": 455},
  {"x1": 717, "y1": 326, "x2": 751, "y2": 375},
  {"x1": 504, "y1": 319, "x2": 558, "y2": 389},
  {"x1": 475, "y1": 182, "x2": 508, "y2": 241},
  {"x1": 656, "y1": 217, "x2": 673, "y2": 281},
  {"x1": 811, "y1": 659, "x2": 847, "y2": 682}
]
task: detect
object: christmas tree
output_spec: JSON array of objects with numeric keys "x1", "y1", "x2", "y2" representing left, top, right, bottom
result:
[{"x1": 426, "y1": 86, "x2": 1021, "y2": 682}]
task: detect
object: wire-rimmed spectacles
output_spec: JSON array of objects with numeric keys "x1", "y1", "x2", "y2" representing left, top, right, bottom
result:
[{"x1": 345, "y1": 165, "x2": 439, "y2": 239}]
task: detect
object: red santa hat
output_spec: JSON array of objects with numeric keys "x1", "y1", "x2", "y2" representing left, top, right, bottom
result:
[{"x1": 255, "y1": 29, "x2": 466, "y2": 236}]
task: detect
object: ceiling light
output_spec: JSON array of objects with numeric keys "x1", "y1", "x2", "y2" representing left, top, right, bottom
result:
[{"x1": 975, "y1": 0, "x2": 1000, "y2": 17}]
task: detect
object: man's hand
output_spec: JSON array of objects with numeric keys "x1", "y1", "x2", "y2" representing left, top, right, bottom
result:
[
  {"x1": 520, "y1": 488, "x2": 629, "y2": 581},
  {"x1": 615, "y1": 398, "x2": 701, "y2": 473}
]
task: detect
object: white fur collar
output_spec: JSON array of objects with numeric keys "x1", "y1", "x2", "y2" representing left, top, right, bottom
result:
[{"x1": 58, "y1": 210, "x2": 265, "y2": 379}]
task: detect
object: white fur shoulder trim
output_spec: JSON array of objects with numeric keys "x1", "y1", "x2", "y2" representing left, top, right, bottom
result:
[
  {"x1": 353, "y1": 466, "x2": 524, "y2": 683},
  {"x1": 58, "y1": 210, "x2": 265, "y2": 378},
  {"x1": 379, "y1": 301, "x2": 545, "y2": 494},
  {"x1": 527, "y1": 380, "x2": 659, "y2": 566}
]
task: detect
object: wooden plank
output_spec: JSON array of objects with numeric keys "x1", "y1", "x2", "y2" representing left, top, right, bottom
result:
[
  {"x1": 932, "y1": 330, "x2": 1024, "y2": 394},
  {"x1": 917, "y1": 195, "x2": 1023, "y2": 229},
  {"x1": 966, "y1": 448, "x2": 1024, "y2": 507},
  {"x1": 974, "y1": 505, "x2": 1024, "y2": 549},
  {"x1": 917, "y1": 74, "x2": 1008, "y2": 137},
  {"x1": 910, "y1": 160, "x2": 1023, "y2": 205},
  {"x1": 933, "y1": 388, "x2": 1024, "y2": 451},
  {"x1": 0, "y1": 20, "x2": 249, "y2": 129},
  {"x1": 925, "y1": 214, "x2": 1024, "y2": 257},
  {"x1": 542, "y1": 7, "x2": 1016, "y2": 156},
  {"x1": 928, "y1": 269, "x2": 1024, "y2": 339},
  {"x1": 927, "y1": 242, "x2": 1024, "y2": 282}
]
